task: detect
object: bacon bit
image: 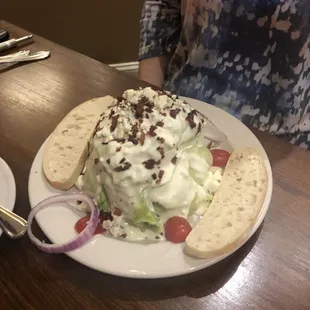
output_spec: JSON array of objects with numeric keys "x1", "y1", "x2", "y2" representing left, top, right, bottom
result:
[
  {"x1": 171, "y1": 156, "x2": 177, "y2": 164},
  {"x1": 135, "y1": 101, "x2": 144, "y2": 118},
  {"x1": 197, "y1": 122, "x2": 202, "y2": 134},
  {"x1": 106, "y1": 159, "x2": 111, "y2": 164},
  {"x1": 160, "y1": 112, "x2": 167, "y2": 117},
  {"x1": 156, "y1": 137, "x2": 165, "y2": 144},
  {"x1": 109, "y1": 109, "x2": 115, "y2": 119},
  {"x1": 138, "y1": 96, "x2": 149, "y2": 105},
  {"x1": 114, "y1": 162, "x2": 132, "y2": 172},
  {"x1": 156, "y1": 121, "x2": 164, "y2": 127},
  {"x1": 145, "y1": 113, "x2": 149, "y2": 119},
  {"x1": 110, "y1": 114, "x2": 119, "y2": 132},
  {"x1": 119, "y1": 157, "x2": 126, "y2": 164},
  {"x1": 145, "y1": 107, "x2": 153, "y2": 113},
  {"x1": 143, "y1": 159, "x2": 157, "y2": 169},
  {"x1": 169, "y1": 108, "x2": 181, "y2": 119},
  {"x1": 145, "y1": 100, "x2": 154, "y2": 108},
  {"x1": 152, "y1": 173, "x2": 157, "y2": 180},
  {"x1": 94, "y1": 158, "x2": 99, "y2": 164},
  {"x1": 156, "y1": 170, "x2": 165, "y2": 184},
  {"x1": 116, "y1": 146, "x2": 122, "y2": 152},
  {"x1": 140, "y1": 131, "x2": 145, "y2": 145},
  {"x1": 148, "y1": 125, "x2": 157, "y2": 137},
  {"x1": 128, "y1": 136, "x2": 138, "y2": 145},
  {"x1": 93, "y1": 119, "x2": 102, "y2": 137},
  {"x1": 132, "y1": 123, "x2": 139, "y2": 137},
  {"x1": 128, "y1": 137, "x2": 138, "y2": 145},
  {"x1": 138, "y1": 95, "x2": 155, "y2": 108},
  {"x1": 186, "y1": 110, "x2": 197, "y2": 129},
  {"x1": 156, "y1": 146, "x2": 165, "y2": 159}
]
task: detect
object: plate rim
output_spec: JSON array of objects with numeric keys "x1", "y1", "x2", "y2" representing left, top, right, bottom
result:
[
  {"x1": 0, "y1": 157, "x2": 17, "y2": 236},
  {"x1": 27, "y1": 97, "x2": 273, "y2": 278}
]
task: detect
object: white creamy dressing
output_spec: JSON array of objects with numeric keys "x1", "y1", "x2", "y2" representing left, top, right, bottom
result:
[
  {"x1": 76, "y1": 87, "x2": 224, "y2": 242},
  {"x1": 102, "y1": 213, "x2": 166, "y2": 242}
]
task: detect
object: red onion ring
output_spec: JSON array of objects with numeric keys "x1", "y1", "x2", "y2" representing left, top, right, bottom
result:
[{"x1": 27, "y1": 193, "x2": 99, "y2": 253}]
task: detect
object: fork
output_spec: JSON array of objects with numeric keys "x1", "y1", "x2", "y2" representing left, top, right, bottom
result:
[{"x1": 0, "y1": 50, "x2": 50, "y2": 64}]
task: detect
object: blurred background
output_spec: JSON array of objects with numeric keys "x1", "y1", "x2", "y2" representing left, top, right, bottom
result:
[{"x1": 2, "y1": 0, "x2": 144, "y2": 74}]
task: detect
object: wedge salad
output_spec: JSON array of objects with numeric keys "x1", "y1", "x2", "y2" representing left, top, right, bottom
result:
[
  {"x1": 27, "y1": 87, "x2": 268, "y2": 261},
  {"x1": 74, "y1": 88, "x2": 227, "y2": 243}
]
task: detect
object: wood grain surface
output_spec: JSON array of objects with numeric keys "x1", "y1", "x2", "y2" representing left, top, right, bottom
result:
[{"x1": 0, "y1": 21, "x2": 309, "y2": 310}]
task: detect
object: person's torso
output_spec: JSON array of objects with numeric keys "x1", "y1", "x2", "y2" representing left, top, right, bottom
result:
[{"x1": 165, "y1": 0, "x2": 310, "y2": 149}]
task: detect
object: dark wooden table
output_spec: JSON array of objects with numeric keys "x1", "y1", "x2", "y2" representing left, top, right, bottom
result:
[{"x1": 1, "y1": 20, "x2": 310, "y2": 310}]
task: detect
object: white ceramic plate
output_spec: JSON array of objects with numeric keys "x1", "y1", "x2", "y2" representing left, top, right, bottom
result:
[
  {"x1": 28, "y1": 97, "x2": 273, "y2": 279},
  {"x1": 0, "y1": 157, "x2": 16, "y2": 237}
]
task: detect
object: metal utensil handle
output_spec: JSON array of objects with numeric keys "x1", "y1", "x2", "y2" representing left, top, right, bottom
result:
[
  {"x1": 0, "y1": 205, "x2": 27, "y2": 239},
  {"x1": 0, "y1": 51, "x2": 50, "y2": 64},
  {"x1": 0, "y1": 39, "x2": 16, "y2": 52},
  {"x1": 0, "y1": 50, "x2": 30, "y2": 61}
]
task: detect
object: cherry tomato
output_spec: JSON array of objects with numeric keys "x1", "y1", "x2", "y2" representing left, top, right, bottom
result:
[
  {"x1": 211, "y1": 149, "x2": 231, "y2": 167},
  {"x1": 74, "y1": 215, "x2": 107, "y2": 235},
  {"x1": 165, "y1": 216, "x2": 192, "y2": 243}
]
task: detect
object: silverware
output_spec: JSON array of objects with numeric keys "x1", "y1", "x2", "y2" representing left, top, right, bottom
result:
[
  {"x1": 0, "y1": 34, "x2": 33, "y2": 53},
  {"x1": 0, "y1": 50, "x2": 30, "y2": 59},
  {"x1": 0, "y1": 205, "x2": 27, "y2": 239},
  {"x1": 0, "y1": 50, "x2": 50, "y2": 64}
]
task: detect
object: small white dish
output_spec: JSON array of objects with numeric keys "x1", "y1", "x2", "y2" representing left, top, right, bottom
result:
[
  {"x1": 28, "y1": 97, "x2": 273, "y2": 279},
  {"x1": 0, "y1": 157, "x2": 17, "y2": 236}
]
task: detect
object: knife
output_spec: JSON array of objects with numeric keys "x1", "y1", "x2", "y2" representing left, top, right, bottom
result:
[{"x1": 0, "y1": 34, "x2": 33, "y2": 53}]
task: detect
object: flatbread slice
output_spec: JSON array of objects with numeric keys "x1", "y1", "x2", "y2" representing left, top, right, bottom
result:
[
  {"x1": 185, "y1": 147, "x2": 268, "y2": 259},
  {"x1": 43, "y1": 96, "x2": 115, "y2": 190}
]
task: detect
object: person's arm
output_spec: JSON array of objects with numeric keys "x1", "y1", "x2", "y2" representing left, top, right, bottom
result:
[
  {"x1": 138, "y1": 56, "x2": 168, "y2": 88},
  {"x1": 138, "y1": 0, "x2": 181, "y2": 88}
]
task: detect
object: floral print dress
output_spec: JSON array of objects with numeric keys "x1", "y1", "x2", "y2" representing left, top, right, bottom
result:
[{"x1": 139, "y1": 0, "x2": 310, "y2": 149}]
